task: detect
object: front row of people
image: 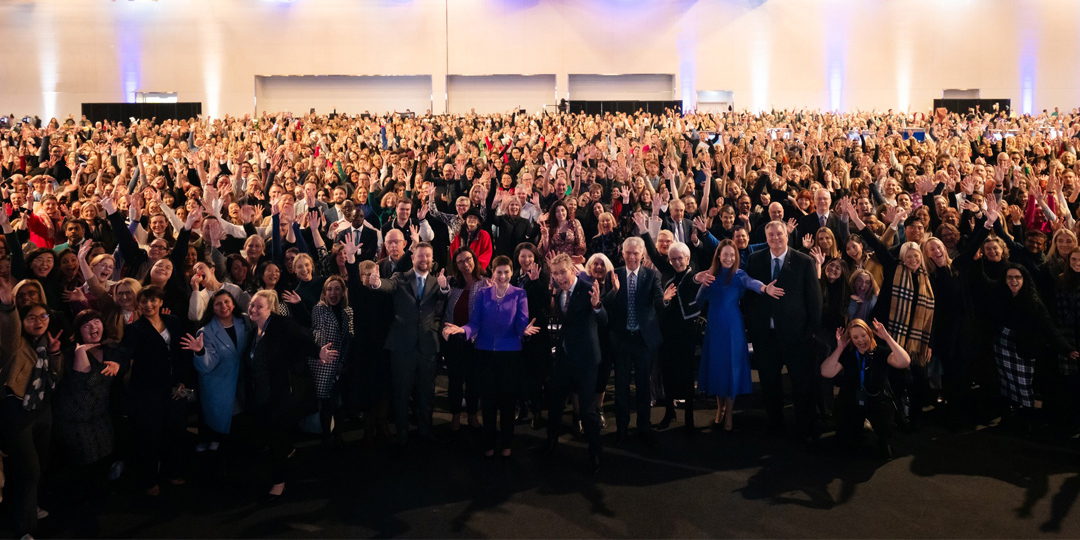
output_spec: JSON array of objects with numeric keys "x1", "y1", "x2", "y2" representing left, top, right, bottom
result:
[{"x1": 0, "y1": 222, "x2": 924, "y2": 535}]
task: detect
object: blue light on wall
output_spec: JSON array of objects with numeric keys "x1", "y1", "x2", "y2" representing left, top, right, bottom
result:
[
  {"x1": 116, "y1": 12, "x2": 142, "y2": 103},
  {"x1": 824, "y1": 5, "x2": 848, "y2": 112}
]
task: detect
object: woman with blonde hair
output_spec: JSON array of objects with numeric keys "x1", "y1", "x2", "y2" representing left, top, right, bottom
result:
[
  {"x1": 310, "y1": 275, "x2": 354, "y2": 448},
  {"x1": 820, "y1": 318, "x2": 911, "y2": 459}
]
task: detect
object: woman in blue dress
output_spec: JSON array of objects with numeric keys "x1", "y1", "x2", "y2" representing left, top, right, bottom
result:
[{"x1": 696, "y1": 240, "x2": 784, "y2": 432}]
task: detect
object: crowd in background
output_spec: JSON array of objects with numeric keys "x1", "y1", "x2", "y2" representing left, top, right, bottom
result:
[{"x1": 2, "y1": 105, "x2": 1080, "y2": 537}]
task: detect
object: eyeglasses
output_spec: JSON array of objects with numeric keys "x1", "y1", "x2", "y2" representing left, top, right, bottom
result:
[
  {"x1": 149, "y1": 244, "x2": 168, "y2": 251},
  {"x1": 1005, "y1": 276, "x2": 1023, "y2": 282},
  {"x1": 24, "y1": 313, "x2": 50, "y2": 323}
]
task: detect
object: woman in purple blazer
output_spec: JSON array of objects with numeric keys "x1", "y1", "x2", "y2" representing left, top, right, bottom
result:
[{"x1": 443, "y1": 255, "x2": 539, "y2": 461}]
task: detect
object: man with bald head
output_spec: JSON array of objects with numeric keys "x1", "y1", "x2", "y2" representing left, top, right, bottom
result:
[
  {"x1": 751, "y1": 201, "x2": 788, "y2": 244},
  {"x1": 379, "y1": 228, "x2": 413, "y2": 276}
]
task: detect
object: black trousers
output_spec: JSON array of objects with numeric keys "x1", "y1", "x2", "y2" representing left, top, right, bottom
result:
[
  {"x1": 476, "y1": 350, "x2": 523, "y2": 451},
  {"x1": 443, "y1": 338, "x2": 479, "y2": 416},
  {"x1": 128, "y1": 393, "x2": 187, "y2": 490},
  {"x1": 754, "y1": 333, "x2": 817, "y2": 437},
  {"x1": 548, "y1": 351, "x2": 602, "y2": 456},
  {"x1": 836, "y1": 391, "x2": 896, "y2": 449},
  {"x1": 612, "y1": 332, "x2": 655, "y2": 434},
  {"x1": 0, "y1": 396, "x2": 51, "y2": 537}
]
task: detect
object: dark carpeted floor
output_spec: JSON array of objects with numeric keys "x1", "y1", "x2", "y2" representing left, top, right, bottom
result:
[{"x1": 26, "y1": 375, "x2": 1080, "y2": 539}]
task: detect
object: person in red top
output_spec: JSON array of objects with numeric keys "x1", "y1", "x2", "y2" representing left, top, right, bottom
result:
[
  {"x1": 27, "y1": 194, "x2": 64, "y2": 249},
  {"x1": 450, "y1": 208, "x2": 493, "y2": 271}
]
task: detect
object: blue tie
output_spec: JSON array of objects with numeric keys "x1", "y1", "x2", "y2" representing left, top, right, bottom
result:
[
  {"x1": 627, "y1": 272, "x2": 639, "y2": 331},
  {"x1": 416, "y1": 275, "x2": 425, "y2": 304},
  {"x1": 772, "y1": 258, "x2": 781, "y2": 282}
]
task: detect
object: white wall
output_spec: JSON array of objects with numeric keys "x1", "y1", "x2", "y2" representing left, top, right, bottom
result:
[
  {"x1": 2, "y1": 0, "x2": 1079, "y2": 119},
  {"x1": 255, "y1": 76, "x2": 432, "y2": 116},
  {"x1": 447, "y1": 75, "x2": 556, "y2": 114}
]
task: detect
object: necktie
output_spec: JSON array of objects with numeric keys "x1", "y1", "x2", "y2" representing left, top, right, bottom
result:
[
  {"x1": 772, "y1": 258, "x2": 781, "y2": 282},
  {"x1": 560, "y1": 290, "x2": 569, "y2": 313},
  {"x1": 628, "y1": 272, "x2": 639, "y2": 331},
  {"x1": 416, "y1": 275, "x2": 425, "y2": 304},
  {"x1": 819, "y1": 214, "x2": 826, "y2": 229},
  {"x1": 675, "y1": 222, "x2": 683, "y2": 242}
]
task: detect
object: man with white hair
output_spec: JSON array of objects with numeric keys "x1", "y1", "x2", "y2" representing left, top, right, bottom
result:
[{"x1": 602, "y1": 236, "x2": 672, "y2": 446}]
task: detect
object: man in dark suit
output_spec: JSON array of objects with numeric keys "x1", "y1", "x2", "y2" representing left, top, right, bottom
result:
[
  {"x1": 545, "y1": 253, "x2": 607, "y2": 474},
  {"x1": 335, "y1": 205, "x2": 380, "y2": 262},
  {"x1": 377, "y1": 229, "x2": 413, "y2": 277},
  {"x1": 603, "y1": 236, "x2": 668, "y2": 444},
  {"x1": 662, "y1": 198, "x2": 695, "y2": 245},
  {"x1": 369, "y1": 242, "x2": 449, "y2": 446},
  {"x1": 745, "y1": 220, "x2": 823, "y2": 443},
  {"x1": 796, "y1": 188, "x2": 849, "y2": 246}
]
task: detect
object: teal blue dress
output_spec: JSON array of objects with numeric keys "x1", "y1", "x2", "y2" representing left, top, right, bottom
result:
[{"x1": 696, "y1": 268, "x2": 764, "y2": 398}]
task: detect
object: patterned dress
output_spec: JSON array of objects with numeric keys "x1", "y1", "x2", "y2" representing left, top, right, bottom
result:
[{"x1": 309, "y1": 303, "x2": 355, "y2": 399}]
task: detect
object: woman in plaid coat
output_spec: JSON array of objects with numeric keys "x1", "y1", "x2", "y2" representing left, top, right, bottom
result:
[
  {"x1": 310, "y1": 276, "x2": 354, "y2": 447},
  {"x1": 988, "y1": 264, "x2": 1077, "y2": 430}
]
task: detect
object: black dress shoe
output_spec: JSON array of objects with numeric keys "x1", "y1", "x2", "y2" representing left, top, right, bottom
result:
[
  {"x1": 261, "y1": 488, "x2": 285, "y2": 505},
  {"x1": 589, "y1": 454, "x2": 602, "y2": 475},
  {"x1": 543, "y1": 438, "x2": 558, "y2": 455},
  {"x1": 614, "y1": 431, "x2": 628, "y2": 446},
  {"x1": 657, "y1": 411, "x2": 676, "y2": 430}
]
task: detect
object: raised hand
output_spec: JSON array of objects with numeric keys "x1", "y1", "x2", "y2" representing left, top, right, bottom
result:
[
  {"x1": 810, "y1": 246, "x2": 825, "y2": 266},
  {"x1": 694, "y1": 270, "x2": 716, "y2": 285},
  {"x1": 802, "y1": 234, "x2": 814, "y2": 249},
  {"x1": 436, "y1": 268, "x2": 448, "y2": 290},
  {"x1": 835, "y1": 327, "x2": 850, "y2": 350},
  {"x1": 281, "y1": 290, "x2": 302, "y2": 304},
  {"x1": 871, "y1": 318, "x2": 889, "y2": 339},
  {"x1": 46, "y1": 330, "x2": 63, "y2": 353},
  {"x1": 179, "y1": 333, "x2": 204, "y2": 353},
  {"x1": 785, "y1": 218, "x2": 797, "y2": 234},
  {"x1": 663, "y1": 283, "x2": 678, "y2": 302},
  {"x1": 523, "y1": 318, "x2": 540, "y2": 337},
  {"x1": 101, "y1": 360, "x2": 120, "y2": 377},
  {"x1": 589, "y1": 279, "x2": 602, "y2": 309},
  {"x1": 610, "y1": 270, "x2": 621, "y2": 293},
  {"x1": 526, "y1": 263, "x2": 541, "y2": 281}
]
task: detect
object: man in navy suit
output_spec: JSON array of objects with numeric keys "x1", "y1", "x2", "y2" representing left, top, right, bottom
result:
[
  {"x1": 744, "y1": 221, "x2": 823, "y2": 444},
  {"x1": 604, "y1": 236, "x2": 669, "y2": 445},
  {"x1": 545, "y1": 253, "x2": 607, "y2": 474}
]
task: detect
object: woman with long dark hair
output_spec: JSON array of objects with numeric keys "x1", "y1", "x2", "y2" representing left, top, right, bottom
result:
[
  {"x1": 442, "y1": 247, "x2": 489, "y2": 431},
  {"x1": 539, "y1": 199, "x2": 586, "y2": 262},
  {"x1": 180, "y1": 290, "x2": 245, "y2": 454},
  {"x1": 696, "y1": 240, "x2": 784, "y2": 431},
  {"x1": 512, "y1": 242, "x2": 551, "y2": 429},
  {"x1": 987, "y1": 264, "x2": 1078, "y2": 431},
  {"x1": 107, "y1": 285, "x2": 192, "y2": 496},
  {"x1": 0, "y1": 278, "x2": 64, "y2": 537}
]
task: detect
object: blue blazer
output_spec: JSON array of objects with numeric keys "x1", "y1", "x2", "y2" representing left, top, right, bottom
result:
[
  {"x1": 193, "y1": 317, "x2": 247, "y2": 435},
  {"x1": 462, "y1": 286, "x2": 530, "y2": 352}
]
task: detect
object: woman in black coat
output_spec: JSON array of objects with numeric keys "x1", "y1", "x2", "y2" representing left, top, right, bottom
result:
[
  {"x1": 107, "y1": 286, "x2": 192, "y2": 496},
  {"x1": 657, "y1": 242, "x2": 700, "y2": 431},
  {"x1": 513, "y1": 243, "x2": 551, "y2": 429},
  {"x1": 240, "y1": 289, "x2": 335, "y2": 502},
  {"x1": 984, "y1": 263, "x2": 1078, "y2": 430}
]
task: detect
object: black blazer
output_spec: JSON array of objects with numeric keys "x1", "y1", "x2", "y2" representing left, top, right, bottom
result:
[
  {"x1": 797, "y1": 212, "x2": 850, "y2": 246},
  {"x1": 243, "y1": 314, "x2": 320, "y2": 418},
  {"x1": 553, "y1": 275, "x2": 608, "y2": 370},
  {"x1": 109, "y1": 315, "x2": 193, "y2": 404},
  {"x1": 375, "y1": 270, "x2": 448, "y2": 356},
  {"x1": 744, "y1": 249, "x2": 822, "y2": 346},
  {"x1": 335, "y1": 224, "x2": 380, "y2": 263},
  {"x1": 603, "y1": 266, "x2": 665, "y2": 350},
  {"x1": 662, "y1": 217, "x2": 695, "y2": 244}
]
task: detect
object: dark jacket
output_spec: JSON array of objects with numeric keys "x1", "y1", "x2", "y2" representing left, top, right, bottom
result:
[
  {"x1": 744, "y1": 248, "x2": 823, "y2": 345},
  {"x1": 602, "y1": 266, "x2": 666, "y2": 350}
]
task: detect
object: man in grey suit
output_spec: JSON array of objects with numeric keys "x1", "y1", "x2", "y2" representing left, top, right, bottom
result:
[{"x1": 369, "y1": 242, "x2": 449, "y2": 446}]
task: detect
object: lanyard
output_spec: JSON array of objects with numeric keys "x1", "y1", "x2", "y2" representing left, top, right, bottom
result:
[{"x1": 855, "y1": 349, "x2": 868, "y2": 390}]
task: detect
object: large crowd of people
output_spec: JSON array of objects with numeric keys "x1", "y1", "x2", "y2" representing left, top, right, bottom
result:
[{"x1": 2, "y1": 105, "x2": 1080, "y2": 536}]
